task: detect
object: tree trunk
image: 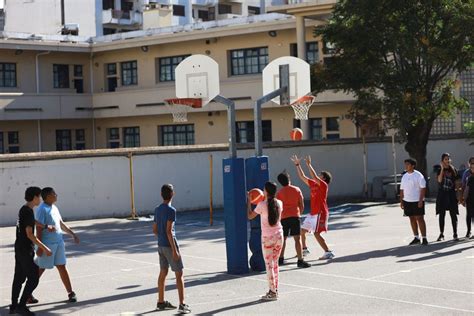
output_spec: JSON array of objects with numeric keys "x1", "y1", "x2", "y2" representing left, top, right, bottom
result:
[{"x1": 404, "y1": 122, "x2": 433, "y2": 178}]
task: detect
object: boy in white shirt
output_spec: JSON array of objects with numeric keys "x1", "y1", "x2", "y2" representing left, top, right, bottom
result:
[{"x1": 400, "y1": 158, "x2": 428, "y2": 245}]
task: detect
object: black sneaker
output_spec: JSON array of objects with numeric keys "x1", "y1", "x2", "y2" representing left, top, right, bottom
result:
[
  {"x1": 26, "y1": 295, "x2": 39, "y2": 304},
  {"x1": 437, "y1": 234, "x2": 444, "y2": 241},
  {"x1": 297, "y1": 259, "x2": 311, "y2": 268},
  {"x1": 422, "y1": 238, "x2": 428, "y2": 246},
  {"x1": 156, "y1": 301, "x2": 176, "y2": 310},
  {"x1": 178, "y1": 303, "x2": 191, "y2": 314},
  {"x1": 453, "y1": 234, "x2": 459, "y2": 241},
  {"x1": 14, "y1": 305, "x2": 35, "y2": 316},
  {"x1": 408, "y1": 237, "x2": 420, "y2": 245},
  {"x1": 68, "y1": 292, "x2": 77, "y2": 303},
  {"x1": 278, "y1": 257, "x2": 284, "y2": 266},
  {"x1": 466, "y1": 231, "x2": 471, "y2": 239},
  {"x1": 9, "y1": 304, "x2": 17, "y2": 314}
]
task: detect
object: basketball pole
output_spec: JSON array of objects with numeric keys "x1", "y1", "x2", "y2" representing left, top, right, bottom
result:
[
  {"x1": 209, "y1": 154, "x2": 213, "y2": 226},
  {"x1": 254, "y1": 64, "x2": 289, "y2": 156}
]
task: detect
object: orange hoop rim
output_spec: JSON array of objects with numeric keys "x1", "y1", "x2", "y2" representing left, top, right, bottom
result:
[
  {"x1": 164, "y1": 98, "x2": 202, "y2": 109},
  {"x1": 290, "y1": 95, "x2": 315, "y2": 106}
]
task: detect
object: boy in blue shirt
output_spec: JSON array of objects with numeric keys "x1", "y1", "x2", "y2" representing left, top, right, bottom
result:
[
  {"x1": 152, "y1": 184, "x2": 190, "y2": 314},
  {"x1": 34, "y1": 187, "x2": 80, "y2": 303}
]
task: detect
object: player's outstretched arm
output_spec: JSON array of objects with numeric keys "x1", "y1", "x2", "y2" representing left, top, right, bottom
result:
[
  {"x1": 305, "y1": 156, "x2": 323, "y2": 185},
  {"x1": 291, "y1": 155, "x2": 310, "y2": 187},
  {"x1": 60, "y1": 220, "x2": 80, "y2": 244}
]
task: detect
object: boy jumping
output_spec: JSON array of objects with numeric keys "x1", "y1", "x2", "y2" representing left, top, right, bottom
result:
[
  {"x1": 153, "y1": 184, "x2": 191, "y2": 314},
  {"x1": 291, "y1": 155, "x2": 334, "y2": 260}
]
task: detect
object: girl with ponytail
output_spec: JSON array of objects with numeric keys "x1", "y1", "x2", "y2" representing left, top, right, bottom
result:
[{"x1": 247, "y1": 182, "x2": 283, "y2": 301}]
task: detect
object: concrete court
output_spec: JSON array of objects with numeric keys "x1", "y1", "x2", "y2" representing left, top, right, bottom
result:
[{"x1": 0, "y1": 201, "x2": 473, "y2": 315}]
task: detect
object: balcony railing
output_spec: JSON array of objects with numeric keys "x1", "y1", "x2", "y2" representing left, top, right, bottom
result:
[{"x1": 103, "y1": 9, "x2": 143, "y2": 26}]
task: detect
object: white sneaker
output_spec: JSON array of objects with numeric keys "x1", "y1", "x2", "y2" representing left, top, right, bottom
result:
[
  {"x1": 302, "y1": 248, "x2": 310, "y2": 256},
  {"x1": 319, "y1": 251, "x2": 335, "y2": 260}
]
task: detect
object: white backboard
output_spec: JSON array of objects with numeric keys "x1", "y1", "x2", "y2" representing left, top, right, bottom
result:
[
  {"x1": 175, "y1": 55, "x2": 220, "y2": 106},
  {"x1": 262, "y1": 56, "x2": 311, "y2": 105}
]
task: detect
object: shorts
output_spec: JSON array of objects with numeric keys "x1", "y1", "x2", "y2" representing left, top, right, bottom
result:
[
  {"x1": 301, "y1": 213, "x2": 328, "y2": 234},
  {"x1": 35, "y1": 240, "x2": 67, "y2": 269},
  {"x1": 158, "y1": 246, "x2": 184, "y2": 272},
  {"x1": 403, "y1": 201, "x2": 425, "y2": 216},
  {"x1": 281, "y1": 217, "x2": 301, "y2": 237}
]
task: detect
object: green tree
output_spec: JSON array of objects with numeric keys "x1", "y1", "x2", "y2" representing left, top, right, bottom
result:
[{"x1": 312, "y1": 0, "x2": 474, "y2": 176}]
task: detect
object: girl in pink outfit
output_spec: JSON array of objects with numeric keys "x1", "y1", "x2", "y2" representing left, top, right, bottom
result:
[{"x1": 247, "y1": 182, "x2": 284, "y2": 301}]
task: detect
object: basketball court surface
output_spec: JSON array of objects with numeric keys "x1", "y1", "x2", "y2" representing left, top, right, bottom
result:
[{"x1": 1, "y1": 201, "x2": 472, "y2": 315}]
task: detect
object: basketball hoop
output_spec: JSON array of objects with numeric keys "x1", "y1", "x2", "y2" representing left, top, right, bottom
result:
[
  {"x1": 164, "y1": 98, "x2": 202, "y2": 123},
  {"x1": 290, "y1": 95, "x2": 315, "y2": 120}
]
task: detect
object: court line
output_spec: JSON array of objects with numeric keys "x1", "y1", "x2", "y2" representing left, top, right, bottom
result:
[
  {"x1": 70, "y1": 252, "x2": 474, "y2": 313},
  {"x1": 367, "y1": 256, "x2": 472, "y2": 280},
  {"x1": 292, "y1": 269, "x2": 474, "y2": 295}
]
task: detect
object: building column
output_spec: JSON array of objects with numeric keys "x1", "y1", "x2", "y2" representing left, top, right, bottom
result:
[
  {"x1": 296, "y1": 15, "x2": 310, "y2": 140},
  {"x1": 115, "y1": 0, "x2": 121, "y2": 11},
  {"x1": 186, "y1": 0, "x2": 193, "y2": 24},
  {"x1": 37, "y1": 120, "x2": 42, "y2": 152}
]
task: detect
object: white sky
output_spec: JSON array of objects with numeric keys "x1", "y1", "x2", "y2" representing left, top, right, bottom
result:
[{"x1": 0, "y1": 0, "x2": 4, "y2": 9}]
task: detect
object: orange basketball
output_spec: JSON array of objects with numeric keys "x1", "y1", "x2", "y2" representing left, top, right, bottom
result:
[
  {"x1": 249, "y1": 188, "x2": 265, "y2": 205},
  {"x1": 290, "y1": 128, "x2": 303, "y2": 141}
]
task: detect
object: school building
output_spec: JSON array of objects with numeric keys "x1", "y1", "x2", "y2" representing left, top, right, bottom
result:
[{"x1": 0, "y1": 1, "x2": 472, "y2": 154}]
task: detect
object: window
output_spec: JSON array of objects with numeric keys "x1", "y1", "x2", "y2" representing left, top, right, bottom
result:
[
  {"x1": 160, "y1": 124, "x2": 195, "y2": 146},
  {"x1": 236, "y1": 120, "x2": 272, "y2": 143},
  {"x1": 53, "y1": 64, "x2": 70, "y2": 88},
  {"x1": 120, "y1": 61, "x2": 137, "y2": 86},
  {"x1": 75, "y1": 129, "x2": 85, "y2": 150},
  {"x1": 74, "y1": 65, "x2": 83, "y2": 77},
  {"x1": 107, "y1": 63, "x2": 117, "y2": 75},
  {"x1": 157, "y1": 55, "x2": 189, "y2": 82},
  {"x1": 173, "y1": 5, "x2": 185, "y2": 16},
  {"x1": 123, "y1": 127, "x2": 140, "y2": 148},
  {"x1": 107, "y1": 128, "x2": 120, "y2": 148},
  {"x1": 310, "y1": 118, "x2": 323, "y2": 140},
  {"x1": 0, "y1": 63, "x2": 17, "y2": 87},
  {"x1": 290, "y1": 42, "x2": 319, "y2": 64},
  {"x1": 230, "y1": 47, "x2": 268, "y2": 76},
  {"x1": 218, "y1": 4, "x2": 232, "y2": 14},
  {"x1": 248, "y1": 6, "x2": 260, "y2": 15},
  {"x1": 198, "y1": 10, "x2": 209, "y2": 21},
  {"x1": 7, "y1": 131, "x2": 19, "y2": 153},
  {"x1": 56, "y1": 130, "x2": 72, "y2": 151},
  {"x1": 431, "y1": 117, "x2": 456, "y2": 135},
  {"x1": 0, "y1": 132, "x2": 4, "y2": 154},
  {"x1": 326, "y1": 117, "x2": 340, "y2": 139}
]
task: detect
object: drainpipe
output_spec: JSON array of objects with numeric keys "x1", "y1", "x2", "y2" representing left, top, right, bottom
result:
[
  {"x1": 37, "y1": 119, "x2": 42, "y2": 152},
  {"x1": 90, "y1": 53, "x2": 96, "y2": 149},
  {"x1": 35, "y1": 51, "x2": 50, "y2": 94}
]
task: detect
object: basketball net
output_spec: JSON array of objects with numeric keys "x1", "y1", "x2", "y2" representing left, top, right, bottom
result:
[
  {"x1": 164, "y1": 98, "x2": 202, "y2": 123},
  {"x1": 290, "y1": 95, "x2": 315, "y2": 120}
]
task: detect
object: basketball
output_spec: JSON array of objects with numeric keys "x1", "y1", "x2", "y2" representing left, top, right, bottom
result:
[
  {"x1": 290, "y1": 128, "x2": 303, "y2": 141},
  {"x1": 249, "y1": 188, "x2": 265, "y2": 205}
]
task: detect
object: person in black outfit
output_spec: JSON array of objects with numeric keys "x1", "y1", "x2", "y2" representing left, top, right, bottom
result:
[
  {"x1": 436, "y1": 153, "x2": 460, "y2": 241},
  {"x1": 10, "y1": 187, "x2": 52, "y2": 316},
  {"x1": 462, "y1": 161, "x2": 474, "y2": 239}
]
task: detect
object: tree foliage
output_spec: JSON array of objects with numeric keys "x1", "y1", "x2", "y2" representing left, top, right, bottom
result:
[{"x1": 312, "y1": 0, "x2": 474, "y2": 175}]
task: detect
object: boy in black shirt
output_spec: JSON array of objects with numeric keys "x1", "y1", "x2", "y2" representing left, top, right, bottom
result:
[{"x1": 10, "y1": 187, "x2": 52, "y2": 316}]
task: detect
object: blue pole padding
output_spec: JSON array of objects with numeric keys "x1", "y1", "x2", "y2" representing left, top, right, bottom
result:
[
  {"x1": 222, "y1": 157, "x2": 249, "y2": 274},
  {"x1": 245, "y1": 156, "x2": 269, "y2": 272}
]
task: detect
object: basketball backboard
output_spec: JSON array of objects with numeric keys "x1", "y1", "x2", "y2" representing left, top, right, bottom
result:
[
  {"x1": 262, "y1": 56, "x2": 311, "y2": 105},
  {"x1": 175, "y1": 54, "x2": 220, "y2": 106}
]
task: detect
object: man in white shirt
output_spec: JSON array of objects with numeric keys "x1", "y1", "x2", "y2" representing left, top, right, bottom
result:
[{"x1": 400, "y1": 158, "x2": 428, "y2": 245}]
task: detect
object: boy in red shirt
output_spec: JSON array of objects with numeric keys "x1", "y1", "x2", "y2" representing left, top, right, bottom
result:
[
  {"x1": 276, "y1": 172, "x2": 311, "y2": 268},
  {"x1": 291, "y1": 155, "x2": 334, "y2": 260}
]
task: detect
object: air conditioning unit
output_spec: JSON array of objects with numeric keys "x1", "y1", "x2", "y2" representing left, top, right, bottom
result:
[{"x1": 62, "y1": 23, "x2": 79, "y2": 35}]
